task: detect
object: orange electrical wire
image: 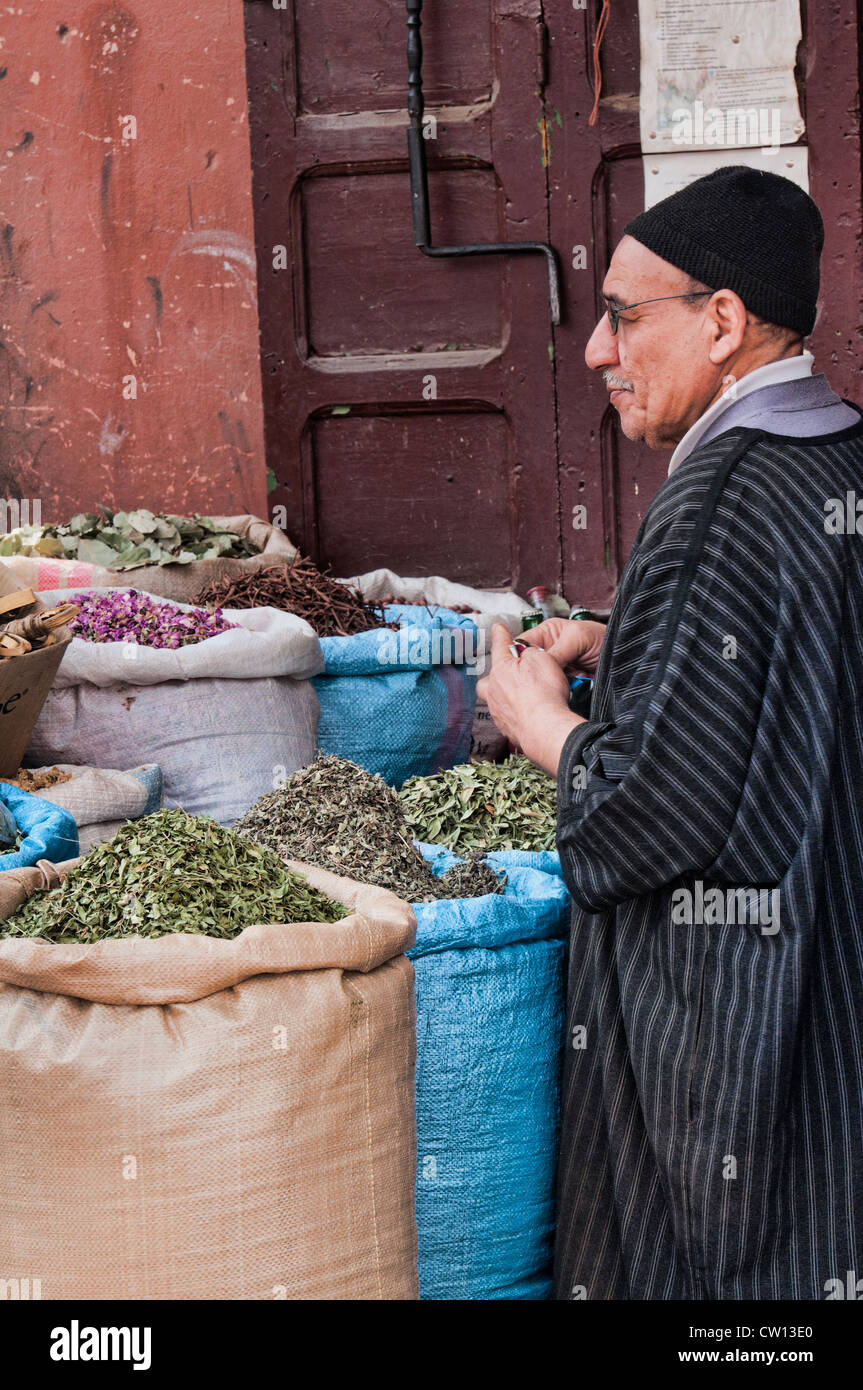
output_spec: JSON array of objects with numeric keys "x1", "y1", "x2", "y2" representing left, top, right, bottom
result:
[{"x1": 588, "y1": 0, "x2": 611, "y2": 127}]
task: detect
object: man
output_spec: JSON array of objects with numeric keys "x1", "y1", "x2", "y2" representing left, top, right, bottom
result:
[{"x1": 478, "y1": 166, "x2": 863, "y2": 1300}]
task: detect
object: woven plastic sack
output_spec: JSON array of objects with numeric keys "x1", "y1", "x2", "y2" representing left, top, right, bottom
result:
[
  {"x1": 408, "y1": 845, "x2": 570, "y2": 1300},
  {"x1": 27, "y1": 591, "x2": 323, "y2": 825},
  {"x1": 18, "y1": 764, "x2": 163, "y2": 853},
  {"x1": 314, "y1": 606, "x2": 479, "y2": 787},
  {"x1": 0, "y1": 783, "x2": 78, "y2": 870},
  {"x1": 0, "y1": 515, "x2": 297, "y2": 603},
  {"x1": 0, "y1": 857, "x2": 418, "y2": 1300},
  {"x1": 341, "y1": 571, "x2": 526, "y2": 761},
  {"x1": 0, "y1": 800, "x2": 17, "y2": 849}
]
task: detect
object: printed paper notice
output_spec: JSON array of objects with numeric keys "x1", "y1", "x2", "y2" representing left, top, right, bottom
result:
[
  {"x1": 639, "y1": 0, "x2": 805, "y2": 154},
  {"x1": 642, "y1": 146, "x2": 809, "y2": 210}
]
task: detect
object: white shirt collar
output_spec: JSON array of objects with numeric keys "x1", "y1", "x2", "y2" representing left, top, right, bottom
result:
[{"x1": 667, "y1": 350, "x2": 814, "y2": 476}]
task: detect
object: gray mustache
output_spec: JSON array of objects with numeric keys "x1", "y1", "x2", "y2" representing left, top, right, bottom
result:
[{"x1": 603, "y1": 371, "x2": 634, "y2": 391}]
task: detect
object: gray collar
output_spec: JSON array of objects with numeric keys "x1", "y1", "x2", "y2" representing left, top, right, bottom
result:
[{"x1": 696, "y1": 374, "x2": 860, "y2": 450}]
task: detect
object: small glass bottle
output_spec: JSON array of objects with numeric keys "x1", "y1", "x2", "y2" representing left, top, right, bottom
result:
[
  {"x1": 526, "y1": 585, "x2": 570, "y2": 618},
  {"x1": 525, "y1": 585, "x2": 556, "y2": 621}
]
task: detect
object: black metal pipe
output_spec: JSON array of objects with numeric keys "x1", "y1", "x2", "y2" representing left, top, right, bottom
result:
[
  {"x1": 406, "y1": 0, "x2": 431, "y2": 246},
  {"x1": 405, "y1": 0, "x2": 560, "y2": 325}
]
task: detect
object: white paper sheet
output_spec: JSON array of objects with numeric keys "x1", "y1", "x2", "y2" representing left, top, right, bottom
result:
[
  {"x1": 641, "y1": 146, "x2": 809, "y2": 210},
  {"x1": 639, "y1": 0, "x2": 805, "y2": 153}
]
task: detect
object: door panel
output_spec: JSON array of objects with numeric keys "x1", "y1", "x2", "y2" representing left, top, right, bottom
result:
[
  {"x1": 311, "y1": 410, "x2": 513, "y2": 582},
  {"x1": 293, "y1": 0, "x2": 493, "y2": 114},
  {"x1": 302, "y1": 170, "x2": 504, "y2": 356}
]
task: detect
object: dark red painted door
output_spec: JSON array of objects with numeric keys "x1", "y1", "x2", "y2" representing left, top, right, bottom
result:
[
  {"x1": 245, "y1": 1, "x2": 863, "y2": 605},
  {"x1": 243, "y1": 0, "x2": 562, "y2": 593}
]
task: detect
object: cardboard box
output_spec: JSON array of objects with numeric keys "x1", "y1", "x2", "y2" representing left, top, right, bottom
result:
[{"x1": 0, "y1": 562, "x2": 72, "y2": 778}]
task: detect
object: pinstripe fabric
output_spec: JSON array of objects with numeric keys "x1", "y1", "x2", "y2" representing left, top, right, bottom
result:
[{"x1": 554, "y1": 416, "x2": 863, "y2": 1300}]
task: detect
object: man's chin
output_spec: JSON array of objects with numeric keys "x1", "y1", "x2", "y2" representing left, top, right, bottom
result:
[
  {"x1": 614, "y1": 401, "x2": 645, "y2": 443},
  {"x1": 614, "y1": 400, "x2": 675, "y2": 450}
]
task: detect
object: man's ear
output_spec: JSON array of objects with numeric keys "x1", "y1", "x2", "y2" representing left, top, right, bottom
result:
[{"x1": 706, "y1": 289, "x2": 747, "y2": 366}]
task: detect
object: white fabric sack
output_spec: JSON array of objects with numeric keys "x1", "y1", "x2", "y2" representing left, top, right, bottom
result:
[
  {"x1": 340, "y1": 568, "x2": 530, "y2": 637},
  {"x1": 28, "y1": 592, "x2": 324, "y2": 825},
  {"x1": 44, "y1": 592, "x2": 322, "y2": 688},
  {"x1": 469, "y1": 700, "x2": 510, "y2": 763},
  {"x1": 76, "y1": 821, "x2": 142, "y2": 854}
]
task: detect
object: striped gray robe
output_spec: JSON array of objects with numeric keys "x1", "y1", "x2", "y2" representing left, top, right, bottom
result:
[{"x1": 554, "y1": 399, "x2": 863, "y2": 1300}]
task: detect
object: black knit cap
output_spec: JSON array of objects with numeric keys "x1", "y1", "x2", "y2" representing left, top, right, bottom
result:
[{"x1": 623, "y1": 165, "x2": 823, "y2": 337}]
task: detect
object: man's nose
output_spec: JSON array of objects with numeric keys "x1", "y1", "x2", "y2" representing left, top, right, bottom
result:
[{"x1": 585, "y1": 313, "x2": 619, "y2": 371}]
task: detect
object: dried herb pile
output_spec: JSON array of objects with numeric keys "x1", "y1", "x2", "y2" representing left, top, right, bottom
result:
[
  {"x1": 236, "y1": 754, "x2": 504, "y2": 903},
  {"x1": 400, "y1": 755, "x2": 558, "y2": 853},
  {"x1": 1, "y1": 810, "x2": 346, "y2": 944},
  {"x1": 69, "y1": 590, "x2": 236, "y2": 648},
  {"x1": 196, "y1": 557, "x2": 395, "y2": 638},
  {"x1": 1, "y1": 767, "x2": 73, "y2": 793},
  {"x1": 0, "y1": 510, "x2": 259, "y2": 570}
]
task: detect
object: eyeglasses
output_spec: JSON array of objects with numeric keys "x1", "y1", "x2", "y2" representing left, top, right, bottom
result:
[{"x1": 603, "y1": 291, "x2": 713, "y2": 335}]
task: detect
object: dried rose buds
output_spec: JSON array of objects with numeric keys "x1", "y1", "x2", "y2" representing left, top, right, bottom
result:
[{"x1": 68, "y1": 590, "x2": 237, "y2": 649}]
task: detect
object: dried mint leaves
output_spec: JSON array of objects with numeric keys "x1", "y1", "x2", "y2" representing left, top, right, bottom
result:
[
  {"x1": 400, "y1": 755, "x2": 558, "y2": 854},
  {"x1": 1, "y1": 809, "x2": 346, "y2": 944}
]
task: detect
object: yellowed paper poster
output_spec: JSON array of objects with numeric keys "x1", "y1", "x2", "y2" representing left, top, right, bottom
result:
[{"x1": 639, "y1": 0, "x2": 805, "y2": 154}]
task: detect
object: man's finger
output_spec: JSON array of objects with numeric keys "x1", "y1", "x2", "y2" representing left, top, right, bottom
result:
[
  {"x1": 518, "y1": 621, "x2": 555, "y2": 649},
  {"x1": 489, "y1": 622, "x2": 514, "y2": 667}
]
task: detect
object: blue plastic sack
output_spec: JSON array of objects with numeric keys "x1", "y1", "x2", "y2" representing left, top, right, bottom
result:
[
  {"x1": 0, "y1": 800, "x2": 18, "y2": 851},
  {"x1": 0, "y1": 783, "x2": 79, "y2": 871},
  {"x1": 409, "y1": 845, "x2": 571, "y2": 1299},
  {"x1": 313, "y1": 605, "x2": 479, "y2": 786},
  {"x1": 128, "y1": 764, "x2": 163, "y2": 815}
]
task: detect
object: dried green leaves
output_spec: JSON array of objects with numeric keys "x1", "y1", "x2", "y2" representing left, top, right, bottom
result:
[
  {"x1": 236, "y1": 755, "x2": 504, "y2": 903},
  {"x1": 400, "y1": 755, "x2": 558, "y2": 854},
  {"x1": 0, "y1": 510, "x2": 259, "y2": 570},
  {"x1": 1, "y1": 809, "x2": 346, "y2": 943}
]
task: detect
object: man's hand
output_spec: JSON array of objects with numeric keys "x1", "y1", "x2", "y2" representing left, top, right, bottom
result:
[
  {"x1": 519, "y1": 617, "x2": 606, "y2": 676},
  {"x1": 477, "y1": 623, "x2": 585, "y2": 776}
]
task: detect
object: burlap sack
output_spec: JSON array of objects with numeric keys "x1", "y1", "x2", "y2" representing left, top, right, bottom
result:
[
  {"x1": 0, "y1": 515, "x2": 296, "y2": 604},
  {"x1": 9, "y1": 764, "x2": 163, "y2": 853},
  {"x1": 11, "y1": 764, "x2": 162, "y2": 824},
  {"x1": 0, "y1": 858, "x2": 418, "y2": 1300}
]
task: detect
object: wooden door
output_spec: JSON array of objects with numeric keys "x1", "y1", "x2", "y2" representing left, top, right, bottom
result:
[
  {"x1": 244, "y1": 1, "x2": 863, "y2": 605},
  {"x1": 244, "y1": 0, "x2": 562, "y2": 593}
]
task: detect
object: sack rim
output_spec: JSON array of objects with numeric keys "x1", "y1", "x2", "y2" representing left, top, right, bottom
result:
[{"x1": 0, "y1": 857, "x2": 416, "y2": 1004}]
